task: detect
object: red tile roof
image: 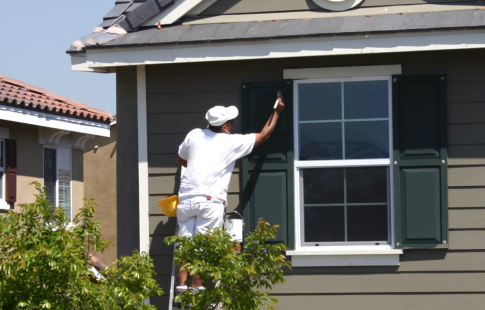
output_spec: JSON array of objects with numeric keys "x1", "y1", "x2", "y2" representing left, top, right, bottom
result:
[{"x1": 0, "y1": 73, "x2": 114, "y2": 123}]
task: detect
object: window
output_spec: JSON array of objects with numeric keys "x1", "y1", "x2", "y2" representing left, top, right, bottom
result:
[
  {"x1": 44, "y1": 147, "x2": 72, "y2": 221},
  {"x1": 294, "y1": 77, "x2": 393, "y2": 248},
  {"x1": 241, "y1": 71, "x2": 448, "y2": 266}
]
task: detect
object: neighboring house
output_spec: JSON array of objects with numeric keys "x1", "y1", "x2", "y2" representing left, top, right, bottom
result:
[
  {"x1": 68, "y1": 1, "x2": 485, "y2": 309},
  {"x1": 0, "y1": 73, "x2": 117, "y2": 264}
]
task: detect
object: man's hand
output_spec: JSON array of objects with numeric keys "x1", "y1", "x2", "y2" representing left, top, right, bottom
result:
[{"x1": 275, "y1": 97, "x2": 285, "y2": 113}]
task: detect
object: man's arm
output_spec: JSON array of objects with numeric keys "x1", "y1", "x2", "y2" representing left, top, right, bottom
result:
[
  {"x1": 254, "y1": 97, "x2": 285, "y2": 147},
  {"x1": 176, "y1": 155, "x2": 187, "y2": 168}
]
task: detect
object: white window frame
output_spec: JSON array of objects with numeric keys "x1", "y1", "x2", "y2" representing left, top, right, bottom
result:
[
  {"x1": 0, "y1": 139, "x2": 8, "y2": 209},
  {"x1": 289, "y1": 75, "x2": 402, "y2": 265},
  {"x1": 43, "y1": 146, "x2": 73, "y2": 222}
]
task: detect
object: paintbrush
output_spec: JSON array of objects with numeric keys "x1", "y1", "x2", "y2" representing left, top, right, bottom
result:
[{"x1": 273, "y1": 90, "x2": 283, "y2": 109}]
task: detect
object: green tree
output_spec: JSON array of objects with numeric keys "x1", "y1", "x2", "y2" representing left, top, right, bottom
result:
[
  {"x1": 165, "y1": 219, "x2": 291, "y2": 310},
  {"x1": 0, "y1": 182, "x2": 163, "y2": 309}
]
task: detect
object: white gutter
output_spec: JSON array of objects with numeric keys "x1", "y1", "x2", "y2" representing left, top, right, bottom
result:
[
  {"x1": 0, "y1": 105, "x2": 110, "y2": 137},
  {"x1": 79, "y1": 29, "x2": 485, "y2": 69}
]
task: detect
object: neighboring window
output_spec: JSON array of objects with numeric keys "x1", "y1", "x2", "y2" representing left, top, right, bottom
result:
[
  {"x1": 295, "y1": 77, "x2": 392, "y2": 247},
  {"x1": 44, "y1": 147, "x2": 72, "y2": 221}
]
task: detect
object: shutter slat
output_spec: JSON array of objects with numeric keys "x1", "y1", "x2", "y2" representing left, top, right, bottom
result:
[
  {"x1": 6, "y1": 139, "x2": 17, "y2": 203},
  {"x1": 393, "y1": 75, "x2": 448, "y2": 249},
  {"x1": 241, "y1": 80, "x2": 294, "y2": 249}
]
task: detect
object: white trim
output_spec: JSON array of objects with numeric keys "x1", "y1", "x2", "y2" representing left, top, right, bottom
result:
[
  {"x1": 292, "y1": 74, "x2": 396, "y2": 264},
  {"x1": 186, "y1": 0, "x2": 219, "y2": 15},
  {"x1": 284, "y1": 65, "x2": 401, "y2": 80},
  {"x1": 287, "y1": 248, "x2": 402, "y2": 267},
  {"x1": 290, "y1": 253, "x2": 401, "y2": 267},
  {"x1": 295, "y1": 159, "x2": 390, "y2": 168},
  {"x1": 82, "y1": 30, "x2": 485, "y2": 68},
  {"x1": 0, "y1": 106, "x2": 110, "y2": 137},
  {"x1": 142, "y1": 0, "x2": 206, "y2": 26},
  {"x1": 137, "y1": 65, "x2": 150, "y2": 254}
]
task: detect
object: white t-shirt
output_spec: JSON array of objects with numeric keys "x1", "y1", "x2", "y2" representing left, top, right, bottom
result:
[{"x1": 178, "y1": 128, "x2": 256, "y2": 203}]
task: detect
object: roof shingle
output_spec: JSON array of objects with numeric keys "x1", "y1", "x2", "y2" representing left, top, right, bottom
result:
[{"x1": 0, "y1": 74, "x2": 114, "y2": 124}]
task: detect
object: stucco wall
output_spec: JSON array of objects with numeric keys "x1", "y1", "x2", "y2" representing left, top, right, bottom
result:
[
  {"x1": 0, "y1": 120, "x2": 84, "y2": 222},
  {"x1": 84, "y1": 124, "x2": 118, "y2": 265},
  {"x1": 0, "y1": 120, "x2": 43, "y2": 211}
]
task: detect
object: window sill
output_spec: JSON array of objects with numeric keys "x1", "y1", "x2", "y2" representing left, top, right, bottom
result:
[{"x1": 286, "y1": 248, "x2": 403, "y2": 267}]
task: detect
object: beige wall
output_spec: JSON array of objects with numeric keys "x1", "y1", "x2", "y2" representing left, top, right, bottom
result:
[
  {"x1": 83, "y1": 124, "x2": 117, "y2": 265},
  {"x1": 0, "y1": 120, "x2": 43, "y2": 211}
]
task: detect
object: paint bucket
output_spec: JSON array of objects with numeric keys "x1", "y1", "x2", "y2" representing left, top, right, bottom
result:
[{"x1": 224, "y1": 218, "x2": 244, "y2": 243}]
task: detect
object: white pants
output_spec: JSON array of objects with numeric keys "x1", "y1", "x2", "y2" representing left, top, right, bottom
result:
[{"x1": 177, "y1": 197, "x2": 225, "y2": 238}]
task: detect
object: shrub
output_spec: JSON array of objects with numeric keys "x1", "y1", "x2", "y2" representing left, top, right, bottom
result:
[
  {"x1": 0, "y1": 182, "x2": 163, "y2": 310},
  {"x1": 165, "y1": 219, "x2": 291, "y2": 310}
]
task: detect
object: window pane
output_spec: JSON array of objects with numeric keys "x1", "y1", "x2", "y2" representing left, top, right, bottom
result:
[
  {"x1": 299, "y1": 83, "x2": 341, "y2": 121},
  {"x1": 344, "y1": 80, "x2": 389, "y2": 119},
  {"x1": 345, "y1": 121, "x2": 389, "y2": 159},
  {"x1": 44, "y1": 148, "x2": 56, "y2": 207},
  {"x1": 300, "y1": 123, "x2": 342, "y2": 160},
  {"x1": 57, "y1": 149, "x2": 71, "y2": 221},
  {"x1": 304, "y1": 206, "x2": 345, "y2": 242},
  {"x1": 303, "y1": 168, "x2": 344, "y2": 204},
  {"x1": 347, "y1": 205, "x2": 388, "y2": 241},
  {"x1": 346, "y1": 167, "x2": 387, "y2": 203}
]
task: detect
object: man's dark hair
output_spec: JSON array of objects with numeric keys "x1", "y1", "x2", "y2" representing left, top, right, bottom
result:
[{"x1": 208, "y1": 119, "x2": 233, "y2": 133}]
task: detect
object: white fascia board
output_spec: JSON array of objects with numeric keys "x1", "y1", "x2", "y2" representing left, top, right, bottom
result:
[
  {"x1": 83, "y1": 29, "x2": 485, "y2": 68},
  {"x1": 71, "y1": 53, "x2": 109, "y2": 73},
  {"x1": 0, "y1": 106, "x2": 110, "y2": 137},
  {"x1": 142, "y1": 0, "x2": 206, "y2": 26},
  {"x1": 284, "y1": 65, "x2": 402, "y2": 79}
]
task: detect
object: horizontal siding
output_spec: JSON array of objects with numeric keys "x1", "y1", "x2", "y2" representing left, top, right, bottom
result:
[
  {"x1": 448, "y1": 102, "x2": 485, "y2": 124},
  {"x1": 200, "y1": 0, "x2": 478, "y2": 15},
  {"x1": 449, "y1": 188, "x2": 485, "y2": 208},
  {"x1": 448, "y1": 81, "x2": 485, "y2": 103},
  {"x1": 449, "y1": 124, "x2": 485, "y2": 145},
  {"x1": 449, "y1": 166, "x2": 485, "y2": 187},
  {"x1": 147, "y1": 91, "x2": 240, "y2": 114},
  {"x1": 271, "y1": 273, "x2": 485, "y2": 294},
  {"x1": 270, "y1": 294, "x2": 485, "y2": 310},
  {"x1": 449, "y1": 209, "x2": 485, "y2": 229},
  {"x1": 449, "y1": 230, "x2": 485, "y2": 250},
  {"x1": 145, "y1": 51, "x2": 485, "y2": 309},
  {"x1": 449, "y1": 145, "x2": 485, "y2": 166}
]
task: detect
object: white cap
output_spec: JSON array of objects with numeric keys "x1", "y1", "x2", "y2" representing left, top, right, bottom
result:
[{"x1": 205, "y1": 106, "x2": 239, "y2": 126}]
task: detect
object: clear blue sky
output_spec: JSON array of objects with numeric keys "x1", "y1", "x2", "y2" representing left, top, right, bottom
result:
[{"x1": 0, "y1": 1, "x2": 117, "y2": 115}]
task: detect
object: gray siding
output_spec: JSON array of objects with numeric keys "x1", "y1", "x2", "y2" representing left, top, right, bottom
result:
[
  {"x1": 145, "y1": 49, "x2": 485, "y2": 309},
  {"x1": 116, "y1": 66, "x2": 140, "y2": 258},
  {"x1": 201, "y1": 0, "x2": 481, "y2": 15}
]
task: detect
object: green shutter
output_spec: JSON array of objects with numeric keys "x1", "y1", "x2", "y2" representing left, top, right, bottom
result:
[
  {"x1": 393, "y1": 74, "x2": 448, "y2": 249},
  {"x1": 241, "y1": 80, "x2": 294, "y2": 249}
]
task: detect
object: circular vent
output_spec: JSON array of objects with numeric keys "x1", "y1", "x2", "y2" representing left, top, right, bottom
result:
[{"x1": 312, "y1": 0, "x2": 364, "y2": 11}]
